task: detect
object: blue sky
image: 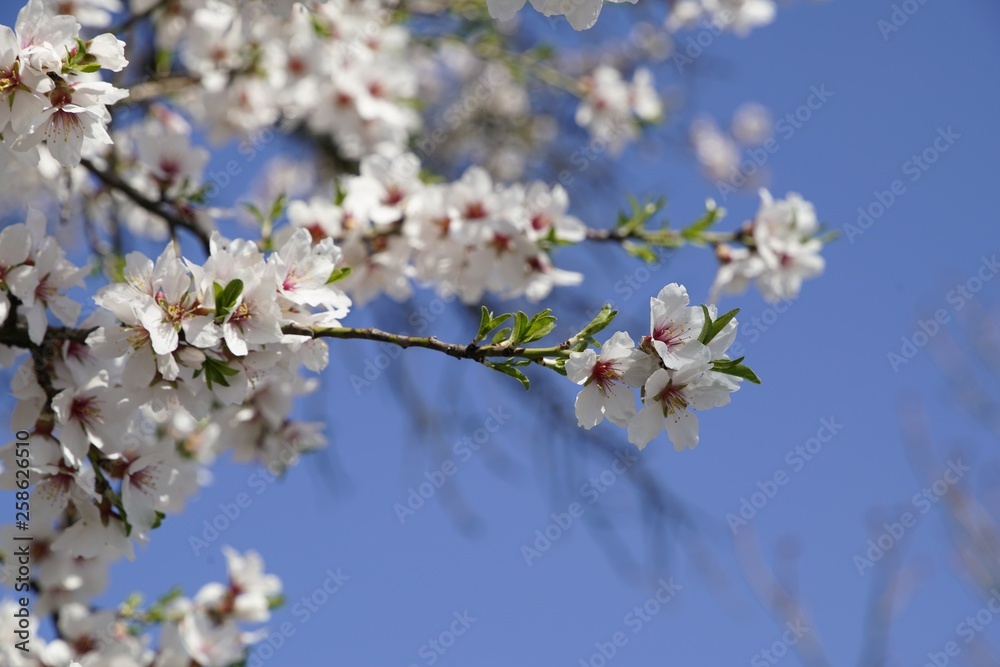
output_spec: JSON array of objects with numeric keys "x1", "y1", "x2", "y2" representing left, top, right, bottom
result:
[{"x1": 3, "y1": 0, "x2": 1000, "y2": 665}]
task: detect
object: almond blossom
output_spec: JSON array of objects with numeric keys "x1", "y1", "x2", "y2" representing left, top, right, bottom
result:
[{"x1": 567, "y1": 331, "x2": 645, "y2": 428}]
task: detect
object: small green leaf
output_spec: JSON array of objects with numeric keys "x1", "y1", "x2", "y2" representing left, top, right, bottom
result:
[
  {"x1": 623, "y1": 242, "x2": 659, "y2": 263},
  {"x1": 491, "y1": 327, "x2": 512, "y2": 345},
  {"x1": 202, "y1": 357, "x2": 240, "y2": 389},
  {"x1": 521, "y1": 309, "x2": 557, "y2": 344},
  {"x1": 701, "y1": 308, "x2": 740, "y2": 344},
  {"x1": 579, "y1": 305, "x2": 618, "y2": 339},
  {"x1": 681, "y1": 204, "x2": 723, "y2": 242},
  {"x1": 475, "y1": 308, "x2": 512, "y2": 344},
  {"x1": 215, "y1": 278, "x2": 244, "y2": 317},
  {"x1": 510, "y1": 311, "x2": 530, "y2": 344},
  {"x1": 326, "y1": 267, "x2": 351, "y2": 284},
  {"x1": 268, "y1": 194, "x2": 288, "y2": 222},
  {"x1": 711, "y1": 359, "x2": 761, "y2": 384},
  {"x1": 241, "y1": 202, "x2": 264, "y2": 223},
  {"x1": 487, "y1": 360, "x2": 530, "y2": 390}
]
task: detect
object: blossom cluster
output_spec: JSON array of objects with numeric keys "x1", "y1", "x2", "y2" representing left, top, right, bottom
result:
[
  {"x1": 576, "y1": 65, "x2": 662, "y2": 154},
  {"x1": 162, "y1": 0, "x2": 419, "y2": 157},
  {"x1": 665, "y1": 0, "x2": 777, "y2": 35},
  {"x1": 487, "y1": 0, "x2": 638, "y2": 31},
  {"x1": 102, "y1": 107, "x2": 212, "y2": 240},
  {"x1": 0, "y1": 0, "x2": 128, "y2": 169},
  {"x1": 284, "y1": 146, "x2": 588, "y2": 306},
  {"x1": 0, "y1": 546, "x2": 281, "y2": 666},
  {"x1": 567, "y1": 283, "x2": 745, "y2": 450},
  {"x1": 0, "y1": 211, "x2": 338, "y2": 626},
  {"x1": 487, "y1": 0, "x2": 778, "y2": 33},
  {"x1": 710, "y1": 190, "x2": 826, "y2": 303}
]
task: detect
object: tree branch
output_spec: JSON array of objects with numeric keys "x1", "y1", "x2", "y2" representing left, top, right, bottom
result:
[
  {"x1": 285, "y1": 325, "x2": 574, "y2": 365},
  {"x1": 80, "y1": 158, "x2": 212, "y2": 254}
]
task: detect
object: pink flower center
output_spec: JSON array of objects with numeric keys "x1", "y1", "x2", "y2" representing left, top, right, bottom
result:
[
  {"x1": 651, "y1": 320, "x2": 689, "y2": 351},
  {"x1": 656, "y1": 381, "x2": 688, "y2": 413},
  {"x1": 229, "y1": 302, "x2": 252, "y2": 327},
  {"x1": 591, "y1": 359, "x2": 621, "y2": 393},
  {"x1": 464, "y1": 202, "x2": 488, "y2": 220},
  {"x1": 70, "y1": 395, "x2": 102, "y2": 426}
]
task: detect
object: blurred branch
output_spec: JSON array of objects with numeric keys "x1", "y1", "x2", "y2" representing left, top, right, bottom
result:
[{"x1": 80, "y1": 158, "x2": 211, "y2": 254}]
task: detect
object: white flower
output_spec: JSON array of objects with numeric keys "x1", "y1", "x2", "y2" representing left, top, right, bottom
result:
[
  {"x1": 195, "y1": 547, "x2": 281, "y2": 623},
  {"x1": 50, "y1": 370, "x2": 125, "y2": 464},
  {"x1": 0, "y1": 222, "x2": 33, "y2": 325},
  {"x1": 566, "y1": 331, "x2": 645, "y2": 428},
  {"x1": 270, "y1": 228, "x2": 351, "y2": 315},
  {"x1": 752, "y1": 190, "x2": 825, "y2": 302},
  {"x1": 488, "y1": 0, "x2": 638, "y2": 30},
  {"x1": 6, "y1": 212, "x2": 87, "y2": 344},
  {"x1": 43, "y1": 0, "x2": 123, "y2": 28},
  {"x1": 16, "y1": 81, "x2": 128, "y2": 166},
  {"x1": 643, "y1": 283, "x2": 707, "y2": 368},
  {"x1": 220, "y1": 271, "x2": 284, "y2": 357},
  {"x1": 522, "y1": 182, "x2": 586, "y2": 243},
  {"x1": 178, "y1": 610, "x2": 246, "y2": 667},
  {"x1": 627, "y1": 353, "x2": 734, "y2": 450},
  {"x1": 86, "y1": 32, "x2": 128, "y2": 71}
]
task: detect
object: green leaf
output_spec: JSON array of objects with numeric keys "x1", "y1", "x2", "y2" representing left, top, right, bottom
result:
[
  {"x1": 241, "y1": 202, "x2": 264, "y2": 223},
  {"x1": 214, "y1": 279, "x2": 244, "y2": 317},
  {"x1": 700, "y1": 308, "x2": 740, "y2": 345},
  {"x1": 268, "y1": 194, "x2": 288, "y2": 222},
  {"x1": 681, "y1": 204, "x2": 722, "y2": 242},
  {"x1": 475, "y1": 307, "x2": 512, "y2": 344},
  {"x1": 521, "y1": 309, "x2": 557, "y2": 344},
  {"x1": 201, "y1": 357, "x2": 240, "y2": 390},
  {"x1": 326, "y1": 267, "x2": 351, "y2": 284},
  {"x1": 510, "y1": 311, "x2": 530, "y2": 344},
  {"x1": 490, "y1": 327, "x2": 512, "y2": 345},
  {"x1": 579, "y1": 305, "x2": 618, "y2": 339},
  {"x1": 79, "y1": 63, "x2": 101, "y2": 73},
  {"x1": 711, "y1": 359, "x2": 761, "y2": 384},
  {"x1": 623, "y1": 242, "x2": 660, "y2": 263},
  {"x1": 487, "y1": 360, "x2": 530, "y2": 390}
]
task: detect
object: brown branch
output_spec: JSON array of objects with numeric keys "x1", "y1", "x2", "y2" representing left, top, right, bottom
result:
[{"x1": 80, "y1": 158, "x2": 211, "y2": 254}]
